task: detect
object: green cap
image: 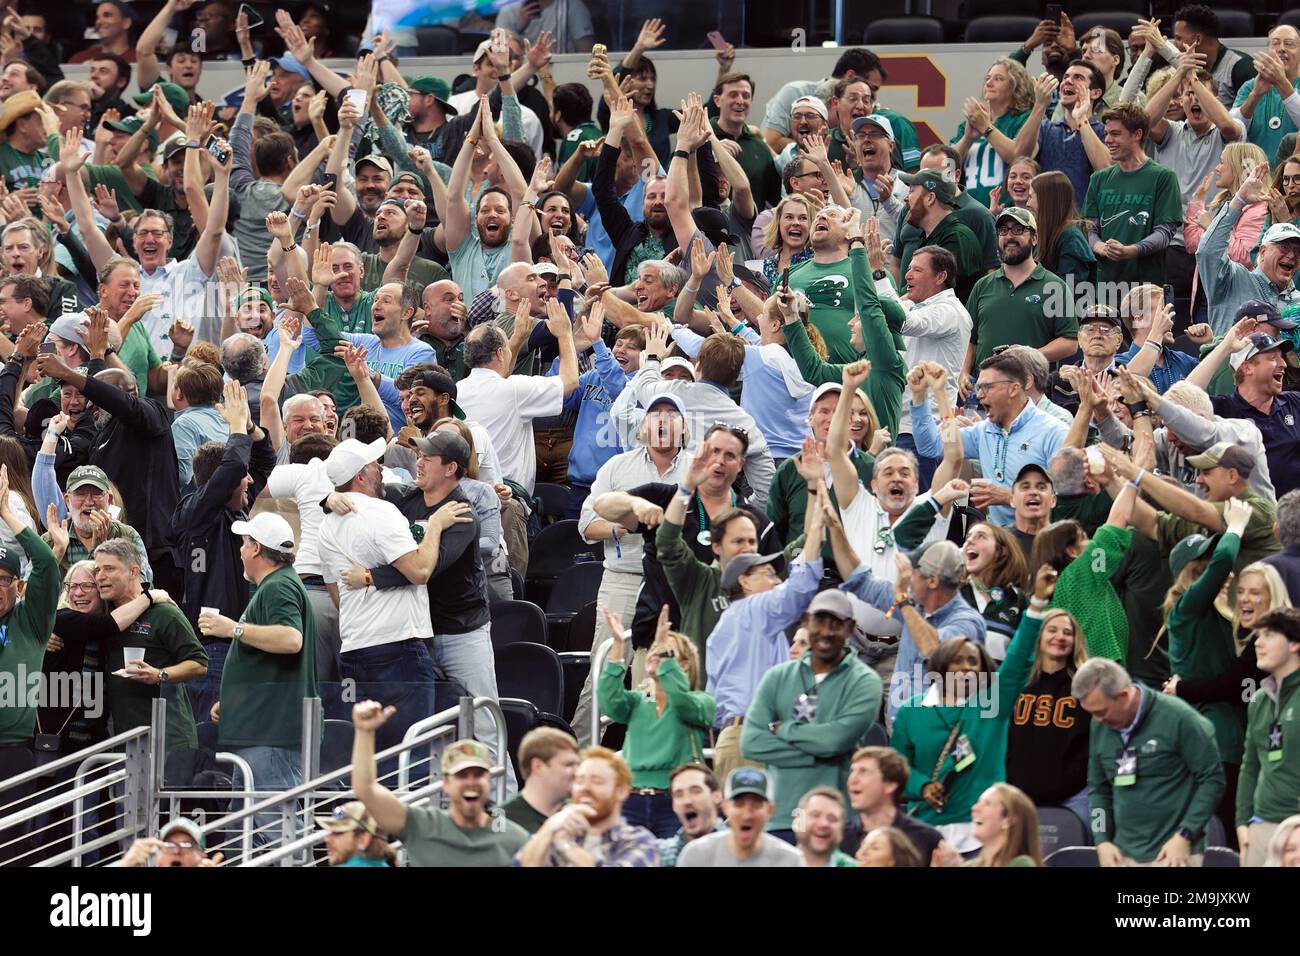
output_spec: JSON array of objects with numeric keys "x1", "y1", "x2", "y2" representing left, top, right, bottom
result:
[
  {"x1": 238, "y1": 287, "x2": 275, "y2": 311},
  {"x1": 996, "y1": 206, "x2": 1037, "y2": 232},
  {"x1": 1169, "y1": 533, "x2": 1217, "y2": 581},
  {"x1": 105, "y1": 116, "x2": 160, "y2": 151},
  {"x1": 133, "y1": 83, "x2": 191, "y2": 120},
  {"x1": 407, "y1": 75, "x2": 458, "y2": 115},
  {"x1": 67, "y1": 465, "x2": 111, "y2": 494},
  {"x1": 898, "y1": 168, "x2": 958, "y2": 207}
]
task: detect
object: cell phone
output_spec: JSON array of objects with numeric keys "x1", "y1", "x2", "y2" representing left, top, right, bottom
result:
[
  {"x1": 237, "y1": 3, "x2": 264, "y2": 29},
  {"x1": 780, "y1": 266, "x2": 790, "y2": 292},
  {"x1": 344, "y1": 87, "x2": 368, "y2": 115},
  {"x1": 1163, "y1": 284, "x2": 1176, "y2": 310},
  {"x1": 1045, "y1": 4, "x2": 1062, "y2": 25},
  {"x1": 707, "y1": 31, "x2": 729, "y2": 52},
  {"x1": 322, "y1": 172, "x2": 339, "y2": 192},
  {"x1": 38, "y1": 342, "x2": 56, "y2": 356},
  {"x1": 205, "y1": 134, "x2": 230, "y2": 165}
]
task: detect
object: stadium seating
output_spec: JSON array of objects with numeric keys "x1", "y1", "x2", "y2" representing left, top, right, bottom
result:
[{"x1": 489, "y1": 599, "x2": 550, "y2": 650}]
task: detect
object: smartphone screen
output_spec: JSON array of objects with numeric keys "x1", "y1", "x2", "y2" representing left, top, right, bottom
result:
[
  {"x1": 322, "y1": 172, "x2": 339, "y2": 192},
  {"x1": 707, "y1": 31, "x2": 729, "y2": 52},
  {"x1": 205, "y1": 135, "x2": 229, "y2": 164},
  {"x1": 780, "y1": 267, "x2": 790, "y2": 292},
  {"x1": 38, "y1": 342, "x2": 56, "y2": 356},
  {"x1": 1045, "y1": 4, "x2": 1062, "y2": 24}
]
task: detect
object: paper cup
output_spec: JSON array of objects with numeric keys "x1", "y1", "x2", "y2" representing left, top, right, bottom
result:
[{"x1": 123, "y1": 647, "x2": 145, "y2": 672}]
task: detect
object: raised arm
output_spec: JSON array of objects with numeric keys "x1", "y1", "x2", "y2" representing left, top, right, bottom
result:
[
  {"x1": 275, "y1": 9, "x2": 348, "y2": 99},
  {"x1": 443, "y1": 104, "x2": 483, "y2": 253},
  {"x1": 1188, "y1": 315, "x2": 1255, "y2": 391},
  {"x1": 56, "y1": 128, "x2": 114, "y2": 272},
  {"x1": 827, "y1": 361, "x2": 872, "y2": 509},
  {"x1": 135, "y1": 0, "x2": 187, "y2": 91}
]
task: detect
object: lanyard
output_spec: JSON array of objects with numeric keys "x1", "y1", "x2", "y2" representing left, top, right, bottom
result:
[
  {"x1": 694, "y1": 490, "x2": 737, "y2": 546},
  {"x1": 991, "y1": 427, "x2": 1011, "y2": 482}
]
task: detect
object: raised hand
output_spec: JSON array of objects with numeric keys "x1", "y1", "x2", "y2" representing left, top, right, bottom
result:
[
  {"x1": 688, "y1": 236, "x2": 715, "y2": 283},
  {"x1": 635, "y1": 18, "x2": 667, "y2": 51},
  {"x1": 285, "y1": 276, "x2": 317, "y2": 316},
  {"x1": 352, "y1": 700, "x2": 396, "y2": 733},
  {"x1": 843, "y1": 359, "x2": 872, "y2": 392},
  {"x1": 310, "y1": 242, "x2": 336, "y2": 287},
  {"x1": 266, "y1": 210, "x2": 293, "y2": 242}
]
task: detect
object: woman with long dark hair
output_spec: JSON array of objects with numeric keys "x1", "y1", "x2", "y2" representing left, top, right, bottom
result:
[{"x1": 1028, "y1": 171, "x2": 1095, "y2": 290}]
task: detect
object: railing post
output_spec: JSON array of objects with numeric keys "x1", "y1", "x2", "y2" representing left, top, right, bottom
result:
[
  {"x1": 591, "y1": 638, "x2": 612, "y2": 748},
  {"x1": 457, "y1": 696, "x2": 476, "y2": 740},
  {"x1": 301, "y1": 696, "x2": 321, "y2": 795},
  {"x1": 147, "y1": 698, "x2": 168, "y2": 838}
]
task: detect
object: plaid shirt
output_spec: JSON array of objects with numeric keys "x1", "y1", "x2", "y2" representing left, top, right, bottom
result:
[{"x1": 517, "y1": 817, "x2": 661, "y2": 867}]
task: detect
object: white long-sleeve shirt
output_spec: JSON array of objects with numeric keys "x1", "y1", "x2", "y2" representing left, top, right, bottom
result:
[{"x1": 876, "y1": 281, "x2": 972, "y2": 435}]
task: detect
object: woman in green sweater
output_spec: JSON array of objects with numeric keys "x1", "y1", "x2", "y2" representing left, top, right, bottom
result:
[
  {"x1": 1162, "y1": 498, "x2": 1254, "y2": 841},
  {"x1": 890, "y1": 565, "x2": 1056, "y2": 856},
  {"x1": 598, "y1": 604, "x2": 716, "y2": 839}
]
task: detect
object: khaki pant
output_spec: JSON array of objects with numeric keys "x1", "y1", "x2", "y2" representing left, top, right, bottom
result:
[
  {"x1": 1245, "y1": 821, "x2": 1279, "y2": 868},
  {"x1": 712, "y1": 722, "x2": 762, "y2": 787},
  {"x1": 533, "y1": 427, "x2": 574, "y2": 485},
  {"x1": 1124, "y1": 855, "x2": 1204, "y2": 867},
  {"x1": 572, "y1": 568, "x2": 643, "y2": 747}
]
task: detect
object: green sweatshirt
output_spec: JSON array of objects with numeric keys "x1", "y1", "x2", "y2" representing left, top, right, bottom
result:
[
  {"x1": 1167, "y1": 533, "x2": 1246, "y2": 765},
  {"x1": 597, "y1": 659, "x2": 716, "y2": 789},
  {"x1": 740, "y1": 648, "x2": 881, "y2": 830},
  {"x1": 766, "y1": 451, "x2": 874, "y2": 562},
  {"x1": 1050, "y1": 523, "x2": 1130, "y2": 661},
  {"x1": 1088, "y1": 686, "x2": 1225, "y2": 862},
  {"x1": 656, "y1": 517, "x2": 726, "y2": 673},
  {"x1": 1237, "y1": 667, "x2": 1300, "y2": 826},
  {"x1": 890, "y1": 611, "x2": 1040, "y2": 826},
  {"x1": 0, "y1": 527, "x2": 61, "y2": 744}
]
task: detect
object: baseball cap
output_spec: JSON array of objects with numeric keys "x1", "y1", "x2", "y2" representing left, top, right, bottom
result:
[
  {"x1": 645, "y1": 392, "x2": 688, "y2": 418},
  {"x1": 239, "y1": 287, "x2": 275, "y2": 312},
  {"x1": 810, "y1": 382, "x2": 846, "y2": 406},
  {"x1": 48, "y1": 313, "x2": 90, "y2": 350},
  {"x1": 851, "y1": 114, "x2": 894, "y2": 139},
  {"x1": 1169, "y1": 533, "x2": 1218, "y2": 581},
  {"x1": 1077, "y1": 303, "x2": 1123, "y2": 329},
  {"x1": 721, "y1": 552, "x2": 781, "y2": 592},
  {"x1": 231, "y1": 512, "x2": 297, "y2": 553},
  {"x1": 391, "y1": 170, "x2": 429, "y2": 197},
  {"x1": 1262, "y1": 222, "x2": 1300, "y2": 246},
  {"x1": 376, "y1": 196, "x2": 407, "y2": 214},
  {"x1": 807, "y1": 588, "x2": 856, "y2": 621},
  {"x1": 724, "y1": 766, "x2": 773, "y2": 802},
  {"x1": 314, "y1": 800, "x2": 378, "y2": 835},
  {"x1": 472, "y1": 38, "x2": 498, "y2": 64},
  {"x1": 270, "y1": 53, "x2": 313, "y2": 83},
  {"x1": 159, "y1": 816, "x2": 205, "y2": 849},
  {"x1": 355, "y1": 154, "x2": 394, "y2": 177},
  {"x1": 0, "y1": 91, "x2": 41, "y2": 133},
  {"x1": 692, "y1": 209, "x2": 735, "y2": 247},
  {"x1": 997, "y1": 206, "x2": 1037, "y2": 232},
  {"x1": 532, "y1": 261, "x2": 560, "y2": 278},
  {"x1": 1014, "y1": 462, "x2": 1054, "y2": 486},
  {"x1": 0, "y1": 546, "x2": 20, "y2": 576},
  {"x1": 1184, "y1": 440, "x2": 1257, "y2": 477},
  {"x1": 67, "y1": 465, "x2": 110, "y2": 494},
  {"x1": 441, "y1": 738, "x2": 492, "y2": 775},
  {"x1": 407, "y1": 75, "x2": 459, "y2": 115},
  {"x1": 910, "y1": 540, "x2": 965, "y2": 585},
  {"x1": 324, "y1": 437, "x2": 387, "y2": 486},
  {"x1": 790, "y1": 95, "x2": 828, "y2": 120},
  {"x1": 161, "y1": 132, "x2": 188, "y2": 162},
  {"x1": 659, "y1": 358, "x2": 697, "y2": 381},
  {"x1": 899, "y1": 168, "x2": 957, "y2": 207},
  {"x1": 133, "y1": 82, "x2": 190, "y2": 119},
  {"x1": 104, "y1": 115, "x2": 160, "y2": 150},
  {"x1": 1235, "y1": 298, "x2": 1295, "y2": 331},
  {"x1": 1229, "y1": 332, "x2": 1293, "y2": 370},
  {"x1": 412, "y1": 431, "x2": 471, "y2": 475},
  {"x1": 412, "y1": 369, "x2": 465, "y2": 420}
]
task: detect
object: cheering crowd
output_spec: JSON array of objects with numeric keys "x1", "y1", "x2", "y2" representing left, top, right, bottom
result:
[{"x1": 1, "y1": 2, "x2": 1299, "y2": 869}]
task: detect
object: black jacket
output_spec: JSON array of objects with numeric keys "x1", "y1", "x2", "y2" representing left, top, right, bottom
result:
[
  {"x1": 0, "y1": 356, "x2": 95, "y2": 486},
  {"x1": 594, "y1": 142, "x2": 678, "y2": 290},
  {"x1": 171, "y1": 432, "x2": 276, "y2": 630},
  {"x1": 81, "y1": 358, "x2": 179, "y2": 557}
]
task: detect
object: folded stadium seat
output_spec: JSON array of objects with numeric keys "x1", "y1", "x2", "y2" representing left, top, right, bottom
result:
[
  {"x1": 861, "y1": 722, "x2": 889, "y2": 748},
  {"x1": 1281, "y1": 10, "x2": 1300, "y2": 33},
  {"x1": 1205, "y1": 815, "x2": 1229, "y2": 848},
  {"x1": 499, "y1": 698, "x2": 541, "y2": 783},
  {"x1": 525, "y1": 519, "x2": 601, "y2": 606},
  {"x1": 532, "y1": 482, "x2": 572, "y2": 527},
  {"x1": 965, "y1": 17, "x2": 1044, "y2": 44},
  {"x1": 964, "y1": 0, "x2": 1041, "y2": 17},
  {"x1": 1203, "y1": 847, "x2": 1241, "y2": 867},
  {"x1": 415, "y1": 25, "x2": 460, "y2": 55},
  {"x1": 494, "y1": 642, "x2": 567, "y2": 718},
  {"x1": 459, "y1": 32, "x2": 491, "y2": 56},
  {"x1": 1037, "y1": 807, "x2": 1091, "y2": 859},
  {"x1": 1071, "y1": 12, "x2": 1143, "y2": 37},
  {"x1": 1214, "y1": 11, "x2": 1256, "y2": 37},
  {"x1": 319, "y1": 720, "x2": 355, "y2": 778},
  {"x1": 1044, "y1": 846, "x2": 1099, "y2": 867},
  {"x1": 863, "y1": 17, "x2": 946, "y2": 46},
  {"x1": 557, "y1": 652, "x2": 591, "y2": 725},
  {"x1": 560, "y1": 600, "x2": 598, "y2": 655},
  {"x1": 509, "y1": 566, "x2": 526, "y2": 600},
  {"x1": 489, "y1": 599, "x2": 549, "y2": 650},
  {"x1": 544, "y1": 563, "x2": 604, "y2": 649},
  {"x1": 1066, "y1": 0, "x2": 1146, "y2": 13}
]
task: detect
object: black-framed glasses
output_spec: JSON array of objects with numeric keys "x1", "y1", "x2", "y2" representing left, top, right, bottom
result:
[
  {"x1": 997, "y1": 224, "x2": 1030, "y2": 236},
  {"x1": 1284, "y1": 175, "x2": 1300, "y2": 185},
  {"x1": 973, "y1": 380, "x2": 1015, "y2": 395}
]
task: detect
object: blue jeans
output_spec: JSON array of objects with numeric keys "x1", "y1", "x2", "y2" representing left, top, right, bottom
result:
[
  {"x1": 431, "y1": 625, "x2": 517, "y2": 795},
  {"x1": 231, "y1": 746, "x2": 303, "y2": 847},
  {"x1": 895, "y1": 432, "x2": 942, "y2": 491},
  {"x1": 188, "y1": 640, "x2": 229, "y2": 728},
  {"x1": 1062, "y1": 786, "x2": 1091, "y2": 833},
  {"x1": 566, "y1": 483, "x2": 591, "y2": 520},
  {"x1": 623, "y1": 792, "x2": 678, "y2": 839},
  {"x1": 339, "y1": 639, "x2": 439, "y2": 782}
]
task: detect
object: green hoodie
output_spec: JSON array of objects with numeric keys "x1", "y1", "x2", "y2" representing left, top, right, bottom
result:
[
  {"x1": 1167, "y1": 532, "x2": 1246, "y2": 765},
  {"x1": 0, "y1": 527, "x2": 60, "y2": 744},
  {"x1": 598, "y1": 658, "x2": 716, "y2": 790},
  {"x1": 656, "y1": 517, "x2": 726, "y2": 672},
  {"x1": 1088, "y1": 686, "x2": 1225, "y2": 863},
  {"x1": 890, "y1": 611, "x2": 1041, "y2": 826},
  {"x1": 740, "y1": 648, "x2": 881, "y2": 830},
  {"x1": 1237, "y1": 667, "x2": 1300, "y2": 825}
]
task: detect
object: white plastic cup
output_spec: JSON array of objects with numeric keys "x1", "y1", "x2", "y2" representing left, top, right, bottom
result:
[{"x1": 123, "y1": 647, "x2": 145, "y2": 672}]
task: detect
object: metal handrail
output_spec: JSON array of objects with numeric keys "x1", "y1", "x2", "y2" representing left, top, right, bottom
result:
[
  {"x1": 591, "y1": 636, "x2": 613, "y2": 746},
  {"x1": 72, "y1": 753, "x2": 126, "y2": 867},
  {"x1": 0, "y1": 726, "x2": 149, "y2": 794}
]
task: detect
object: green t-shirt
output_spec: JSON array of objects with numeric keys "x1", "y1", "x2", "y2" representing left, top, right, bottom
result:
[
  {"x1": 360, "y1": 252, "x2": 449, "y2": 294},
  {"x1": 788, "y1": 257, "x2": 856, "y2": 363},
  {"x1": 501, "y1": 794, "x2": 550, "y2": 834},
  {"x1": 324, "y1": 290, "x2": 378, "y2": 336},
  {"x1": 1082, "y1": 158, "x2": 1184, "y2": 286},
  {"x1": 1234, "y1": 78, "x2": 1300, "y2": 167},
  {"x1": 966, "y1": 263, "x2": 1077, "y2": 367},
  {"x1": 217, "y1": 567, "x2": 319, "y2": 749},
  {"x1": 0, "y1": 141, "x2": 53, "y2": 191},
  {"x1": 951, "y1": 109, "x2": 1031, "y2": 207},
  {"x1": 85, "y1": 162, "x2": 159, "y2": 215},
  {"x1": 118, "y1": 321, "x2": 162, "y2": 394},
  {"x1": 448, "y1": 233, "x2": 513, "y2": 305},
  {"x1": 557, "y1": 121, "x2": 604, "y2": 181},
  {"x1": 400, "y1": 804, "x2": 529, "y2": 867},
  {"x1": 105, "y1": 602, "x2": 208, "y2": 752},
  {"x1": 623, "y1": 235, "x2": 666, "y2": 286}
]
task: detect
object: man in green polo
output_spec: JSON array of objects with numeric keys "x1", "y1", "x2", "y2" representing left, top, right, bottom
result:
[
  {"x1": 897, "y1": 168, "x2": 985, "y2": 303},
  {"x1": 711, "y1": 72, "x2": 781, "y2": 212},
  {"x1": 964, "y1": 207, "x2": 1079, "y2": 375}
]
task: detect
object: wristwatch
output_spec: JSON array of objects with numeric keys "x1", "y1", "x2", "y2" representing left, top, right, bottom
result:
[
  {"x1": 158, "y1": 669, "x2": 169, "y2": 685},
  {"x1": 1176, "y1": 826, "x2": 1199, "y2": 842},
  {"x1": 408, "y1": 225, "x2": 422, "y2": 235},
  {"x1": 872, "y1": 269, "x2": 887, "y2": 281},
  {"x1": 233, "y1": 624, "x2": 245, "y2": 642}
]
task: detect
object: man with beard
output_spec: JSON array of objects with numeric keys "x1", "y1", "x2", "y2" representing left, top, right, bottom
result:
[
  {"x1": 355, "y1": 199, "x2": 445, "y2": 293},
  {"x1": 847, "y1": 115, "x2": 908, "y2": 248},
  {"x1": 897, "y1": 168, "x2": 985, "y2": 303},
  {"x1": 0, "y1": 88, "x2": 53, "y2": 190},
  {"x1": 795, "y1": 787, "x2": 858, "y2": 867},
  {"x1": 315, "y1": 801, "x2": 394, "y2": 867},
  {"x1": 1191, "y1": 320, "x2": 1300, "y2": 497},
  {"x1": 420, "y1": 281, "x2": 469, "y2": 381},
  {"x1": 39, "y1": 311, "x2": 184, "y2": 592},
  {"x1": 676, "y1": 767, "x2": 801, "y2": 866},
  {"x1": 741, "y1": 585, "x2": 881, "y2": 841},
  {"x1": 964, "y1": 208, "x2": 1077, "y2": 379},
  {"x1": 351, "y1": 707, "x2": 528, "y2": 866},
  {"x1": 1199, "y1": 200, "x2": 1300, "y2": 336},
  {"x1": 914, "y1": 351, "x2": 1068, "y2": 527},
  {"x1": 1011, "y1": 59, "x2": 1110, "y2": 205},
  {"x1": 502, "y1": 728, "x2": 580, "y2": 834},
  {"x1": 785, "y1": 204, "x2": 857, "y2": 364},
  {"x1": 37, "y1": 462, "x2": 150, "y2": 575},
  {"x1": 517, "y1": 745, "x2": 660, "y2": 866},
  {"x1": 594, "y1": 105, "x2": 673, "y2": 289},
  {"x1": 171, "y1": 382, "x2": 275, "y2": 726},
  {"x1": 384, "y1": 366, "x2": 498, "y2": 484},
  {"x1": 773, "y1": 96, "x2": 830, "y2": 175},
  {"x1": 891, "y1": 145, "x2": 1000, "y2": 285},
  {"x1": 404, "y1": 76, "x2": 460, "y2": 150},
  {"x1": 657, "y1": 763, "x2": 725, "y2": 866}
]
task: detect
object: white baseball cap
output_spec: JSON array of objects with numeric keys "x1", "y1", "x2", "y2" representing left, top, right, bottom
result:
[
  {"x1": 790, "y1": 95, "x2": 828, "y2": 120},
  {"x1": 661, "y1": 357, "x2": 697, "y2": 380},
  {"x1": 230, "y1": 512, "x2": 297, "y2": 553},
  {"x1": 325, "y1": 437, "x2": 387, "y2": 486}
]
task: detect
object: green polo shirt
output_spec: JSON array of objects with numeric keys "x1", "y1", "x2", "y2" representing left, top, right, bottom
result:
[
  {"x1": 105, "y1": 602, "x2": 208, "y2": 752},
  {"x1": 425, "y1": 335, "x2": 468, "y2": 381},
  {"x1": 324, "y1": 290, "x2": 377, "y2": 335},
  {"x1": 1082, "y1": 157, "x2": 1183, "y2": 286},
  {"x1": 896, "y1": 190, "x2": 1000, "y2": 277},
  {"x1": 966, "y1": 262, "x2": 1077, "y2": 367},
  {"x1": 711, "y1": 120, "x2": 781, "y2": 211},
  {"x1": 914, "y1": 212, "x2": 985, "y2": 303},
  {"x1": 360, "y1": 252, "x2": 449, "y2": 294}
]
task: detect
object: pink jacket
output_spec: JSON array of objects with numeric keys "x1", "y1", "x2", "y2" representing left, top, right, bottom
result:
[{"x1": 1184, "y1": 199, "x2": 1266, "y2": 266}]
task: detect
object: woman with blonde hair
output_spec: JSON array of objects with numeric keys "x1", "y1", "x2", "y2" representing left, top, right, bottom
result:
[
  {"x1": 1184, "y1": 142, "x2": 1269, "y2": 267},
  {"x1": 856, "y1": 826, "x2": 925, "y2": 867},
  {"x1": 954, "y1": 57, "x2": 1034, "y2": 207},
  {"x1": 990, "y1": 156, "x2": 1040, "y2": 215},
  {"x1": 962, "y1": 783, "x2": 1042, "y2": 866},
  {"x1": 1264, "y1": 813, "x2": 1300, "y2": 866},
  {"x1": 598, "y1": 604, "x2": 715, "y2": 839},
  {"x1": 759, "y1": 194, "x2": 814, "y2": 289}
]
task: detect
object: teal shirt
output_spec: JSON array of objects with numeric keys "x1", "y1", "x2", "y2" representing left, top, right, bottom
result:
[{"x1": 1233, "y1": 77, "x2": 1300, "y2": 163}]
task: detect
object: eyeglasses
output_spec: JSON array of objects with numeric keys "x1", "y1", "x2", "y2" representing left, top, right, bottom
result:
[
  {"x1": 67, "y1": 581, "x2": 98, "y2": 592},
  {"x1": 1284, "y1": 175, "x2": 1300, "y2": 185},
  {"x1": 0, "y1": 575, "x2": 17, "y2": 588},
  {"x1": 973, "y1": 380, "x2": 1015, "y2": 395},
  {"x1": 163, "y1": 840, "x2": 201, "y2": 851},
  {"x1": 997, "y1": 224, "x2": 1031, "y2": 237},
  {"x1": 134, "y1": 228, "x2": 169, "y2": 239}
]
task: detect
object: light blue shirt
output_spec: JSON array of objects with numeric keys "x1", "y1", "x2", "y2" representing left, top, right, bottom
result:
[
  {"x1": 264, "y1": 308, "x2": 306, "y2": 375},
  {"x1": 706, "y1": 558, "x2": 824, "y2": 726},
  {"x1": 839, "y1": 562, "x2": 987, "y2": 720},
  {"x1": 171, "y1": 405, "x2": 230, "y2": 490},
  {"x1": 911, "y1": 398, "x2": 1068, "y2": 526},
  {"x1": 1196, "y1": 203, "x2": 1300, "y2": 334}
]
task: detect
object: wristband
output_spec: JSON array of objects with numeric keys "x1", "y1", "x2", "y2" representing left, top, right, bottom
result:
[
  {"x1": 1235, "y1": 191, "x2": 1249, "y2": 205},
  {"x1": 1028, "y1": 597, "x2": 1049, "y2": 611},
  {"x1": 676, "y1": 484, "x2": 693, "y2": 499},
  {"x1": 289, "y1": 208, "x2": 307, "y2": 219},
  {"x1": 1133, "y1": 468, "x2": 1146, "y2": 486},
  {"x1": 241, "y1": 56, "x2": 257, "y2": 68},
  {"x1": 683, "y1": 283, "x2": 699, "y2": 295},
  {"x1": 408, "y1": 225, "x2": 422, "y2": 235},
  {"x1": 1142, "y1": 339, "x2": 1161, "y2": 351},
  {"x1": 281, "y1": 242, "x2": 297, "y2": 252},
  {"x1": 558, "y1": 274, "x2": 571, "y2": 281},
  {"x1": 1124, "y1": 400, "x2": 1149, "y2": 415},
  {"x1": 672, "y1": 149, "x2": 689, "y2": 159},
  {"x1": 731, "y1": 321, "x2": 746, "y2": 334},
  {"x1": 363, "y1": 570, "x2": 373, "y2": 587},
  {"x1": 982, "y1": 125, "x2": 994, "y2": 137},
  {"x1": 849, "y1": 238, "x2": 866, "y2": 248},
  {"x1": 1132, "y1": 408, "x2": 1153, "y2": 419}
]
